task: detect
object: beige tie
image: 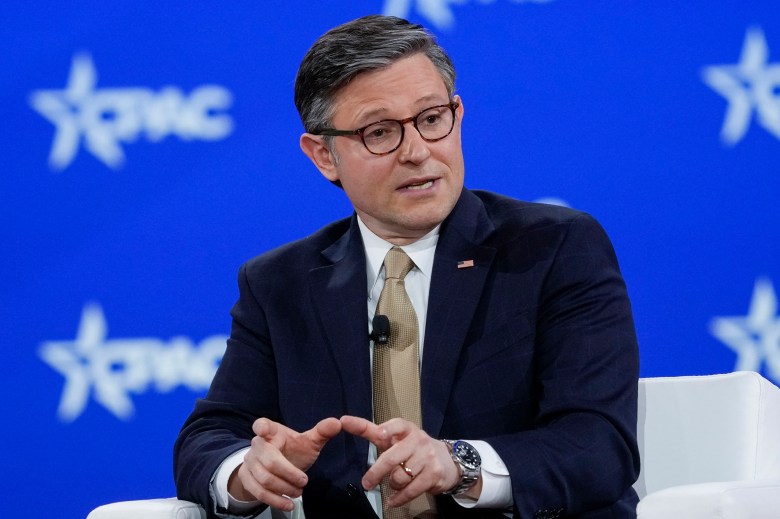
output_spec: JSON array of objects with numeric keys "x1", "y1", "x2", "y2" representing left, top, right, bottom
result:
[{"x1": 373, "y1": 247, "x2": 436, "y2": 519}]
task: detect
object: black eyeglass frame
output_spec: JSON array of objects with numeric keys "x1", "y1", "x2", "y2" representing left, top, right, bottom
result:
[{"x1": 312, "y1": 100, "x2": 460, "y2": 156}]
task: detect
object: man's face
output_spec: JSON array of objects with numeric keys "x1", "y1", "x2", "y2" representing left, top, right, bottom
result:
[{"x1": 302, "y1": 53, "x2": 465, "y2": 244}]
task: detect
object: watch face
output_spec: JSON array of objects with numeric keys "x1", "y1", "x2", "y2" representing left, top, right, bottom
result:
[{"x1": 453, "y1": 440, "x2": 481, "y2": 470}]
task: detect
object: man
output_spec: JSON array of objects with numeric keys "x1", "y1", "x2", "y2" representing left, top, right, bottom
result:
[{"x1": 174, "y1": 15, "x2": 640, "y2": 519}]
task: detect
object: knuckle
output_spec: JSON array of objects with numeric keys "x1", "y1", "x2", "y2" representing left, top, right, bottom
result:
[{"x1": 256, "y1": 470, "x2": 276, "y2": 487}]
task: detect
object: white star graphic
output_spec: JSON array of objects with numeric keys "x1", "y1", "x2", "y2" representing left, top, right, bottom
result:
[
  {"x1": 39, "y1": 303, "x2": 228, "y2": 422},
  {"x1": 701, "y1": 27, "x2": 780, "y2": 145},
  {"x1": 28, "y1": 53, "x2": 142, "y2": 170},
  {"x1": 39, "y1": 303, "x2": 137, "y2": 421},
  {"x1": 29, "y1": 53, "x2": 234, "y2": 171},
  {"x1": 709, "y1": 278, "x2": 780, "y2": 384},
  {"x1": 28, "y1": 53, "x2": 109, "y2": 170}
]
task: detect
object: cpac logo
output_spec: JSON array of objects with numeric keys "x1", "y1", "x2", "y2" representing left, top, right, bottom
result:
[
  {"x1": 383, "y1": 0, "x2": 554, "y2": 31},
  {"x1": 39, "y1": 303, "x2": 227, "y2": 422},
  {"x1": 710, "y1": 278, "x2": 780, "y2": 384},
  {"x1": 701, "y1": 27, "x2": 780, "y2": 145},
  {"x1": 29, "y1": 53, "x2": 234, "y2": 171}
]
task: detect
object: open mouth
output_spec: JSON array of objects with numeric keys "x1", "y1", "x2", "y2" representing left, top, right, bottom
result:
[{"x1": 404, "y1": 179, "x2": 434, "y2": 190}]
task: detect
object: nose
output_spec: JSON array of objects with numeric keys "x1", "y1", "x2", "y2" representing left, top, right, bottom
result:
[{"x1": 397, "y1": 120, "x2": 430, "y2": 164}]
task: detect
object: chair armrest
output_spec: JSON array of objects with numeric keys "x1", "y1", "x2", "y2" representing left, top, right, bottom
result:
[
  {"x1": 87, "y1": 498, "x2": 206, "y2": 519},
  {"x1": 637, "y1": 480, "x2": 780, "y2": 519}
]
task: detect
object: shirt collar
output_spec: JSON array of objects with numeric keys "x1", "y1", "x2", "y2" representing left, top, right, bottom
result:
[{"x1": 357, "y1": 216, "x2": 439, "y2": 287}]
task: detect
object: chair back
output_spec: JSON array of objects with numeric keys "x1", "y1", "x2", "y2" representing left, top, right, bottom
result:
[{"x1": 634, "y1": 371, "x2": 780, "y2": 499}]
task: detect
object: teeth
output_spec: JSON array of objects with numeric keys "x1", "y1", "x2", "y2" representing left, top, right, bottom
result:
[{"x1": 406, "y1": 180, "x2": 433, "y2": 190}]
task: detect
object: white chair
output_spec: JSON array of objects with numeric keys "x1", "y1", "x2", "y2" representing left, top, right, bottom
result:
[
  {"x1": 86, "y1": 497, "x2": 303, "y2": 519},
  {"x1": 87, "y1": 498, "x2": 207, "y2": 519},
  {"x1": 634, "y1": 371, "x2": 780, "y2": 518},
  {"x1": 87, "y1": 372, "x2": 780, "y2": 518}
]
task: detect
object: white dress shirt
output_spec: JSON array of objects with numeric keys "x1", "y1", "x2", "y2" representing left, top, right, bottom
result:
[{"x1": 211, "y1": 216, "x2": 512, "y2": 515}]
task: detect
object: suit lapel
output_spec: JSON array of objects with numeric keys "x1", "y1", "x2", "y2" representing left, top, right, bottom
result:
[
  {"x1": 307, "y1": 218, "x2": 373, "y2": 425},
  {"x1": 422, "y1": 190, "x2": 496, "y2": 438}
]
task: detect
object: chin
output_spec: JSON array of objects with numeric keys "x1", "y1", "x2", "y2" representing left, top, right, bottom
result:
[{"x1": 402, "y1": 211, "x2": 449, "y2": 232}]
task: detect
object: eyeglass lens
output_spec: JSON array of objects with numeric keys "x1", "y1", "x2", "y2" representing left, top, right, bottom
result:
[{"x1": 362, "y1": 105, "x2": 454, "y2": 154}]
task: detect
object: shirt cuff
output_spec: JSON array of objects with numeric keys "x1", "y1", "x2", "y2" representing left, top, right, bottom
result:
[
  {"x1": 452, "y1": 440, "x2": 513, "y2": 510},
  {"x1": 211, "y1": 447, "x2": 262, "y2": 512}
]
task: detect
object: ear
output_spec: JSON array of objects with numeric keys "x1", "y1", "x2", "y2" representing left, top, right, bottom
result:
[
  {"x1": 453, "y1": 94, "x2": 464, "y2": 122},
  {"x1": 300, "y1": 133, "x2": 340, "y2": 183}
]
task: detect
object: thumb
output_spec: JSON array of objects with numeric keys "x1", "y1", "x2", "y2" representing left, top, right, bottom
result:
[{"x1": 304, "y1": 417, "x2": 342, "y2": 450}]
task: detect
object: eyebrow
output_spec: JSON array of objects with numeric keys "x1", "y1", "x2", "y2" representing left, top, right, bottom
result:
[{"x1": 354, "y1": 94, "x2": 448, "y2": 127}]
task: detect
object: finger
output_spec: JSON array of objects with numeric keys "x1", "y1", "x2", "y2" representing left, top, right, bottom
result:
[
  {"x1": 304, "y1": 417, "x2": 342, "y2": 449},
  {"x1": 388, "y1": 461, "x2": 418, "y2": 490},
  {"x1": 253, "y1": 417, "x2": 295, "y2": 448},
  {"x1": 374, "y1": 417, "x2": 415, "y2": 441},
  {"x1": 240, "y1": 460, "x2": 304, "y2": 500},
  {"x1": 253, "y1": 418, "x2": 286, "y2": 450},
  {"x1": 341, "y1": 416, "x2": 413, "y2": 451},
  {"x1": 362, "y1": 419, "x2": 424, "y2": 484},
  {"x1": 376, "y1": 463, "x2": 433, "y2": 508},
  {"x1": 386, "y1": 476, "x2": 430, "y2": 508},
  {"x1": 387, "y1": 458, "x2": 451, "y2": 508},
  {"x1": 386, "y1": 442, "x2": 460, "y2": 505},
  {"x1": 248, "y1": 436, "x2": 309, "y2": 488},
  {"x1": 252, "y1": 417, "x2": 273, "y2": 437},
  {"x1": 339, "y1": 415, "x2": 378, "y2": 439},
  {"x1": 361, "y1": 441, "x2": 417, "y2": 490},
  {"x1": 370, "y1": 418, "x2": 417, "y2": 451},
  {"x1": 235, "y1": 463, "x2": 299, "y2": 512}
]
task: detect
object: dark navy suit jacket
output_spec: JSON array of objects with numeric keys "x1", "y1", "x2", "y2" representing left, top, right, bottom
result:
[{"x1": 174, "y1": 189, "x2": 640, "y2": 519}]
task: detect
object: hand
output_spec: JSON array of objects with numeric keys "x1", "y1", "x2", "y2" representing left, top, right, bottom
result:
[
  {"x1": 340, "y1": 416, "x2": 472, "y2": 508},
  {"x1": 229, "y1": 417, "x2": 342, "y2": 512}
]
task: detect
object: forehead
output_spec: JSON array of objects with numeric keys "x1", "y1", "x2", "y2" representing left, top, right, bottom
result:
[{"x1": 330, "y1": 53, "x2": 449, "y2": 126}]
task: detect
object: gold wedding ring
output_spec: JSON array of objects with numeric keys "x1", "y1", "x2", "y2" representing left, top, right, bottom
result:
[{"x1": 399, "y1": 460, "x2": 415, "y2": 480}]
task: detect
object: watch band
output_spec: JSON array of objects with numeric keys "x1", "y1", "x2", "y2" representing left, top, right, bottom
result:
[{"x1": 441, "y1": 439, "x2": 481, "y2": 495}]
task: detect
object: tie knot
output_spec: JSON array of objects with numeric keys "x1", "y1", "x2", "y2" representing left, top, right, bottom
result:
[{"x1": 383, "y1": 246, "x2": 415, "y2": 280}]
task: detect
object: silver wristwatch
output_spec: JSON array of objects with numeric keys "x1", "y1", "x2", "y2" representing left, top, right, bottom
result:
[{"x1": 441, "y1": 439, "x2": 481, "y2": 495}]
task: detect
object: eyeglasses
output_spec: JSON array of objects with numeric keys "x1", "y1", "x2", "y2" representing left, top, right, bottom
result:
[{"x1": 313, "y1": 101, "x2": 459, "y2": 155}]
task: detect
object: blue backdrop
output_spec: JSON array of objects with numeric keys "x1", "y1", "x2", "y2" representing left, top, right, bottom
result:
[{"x1": 2, "y1": 1, "x2": 778, "y2": 517}]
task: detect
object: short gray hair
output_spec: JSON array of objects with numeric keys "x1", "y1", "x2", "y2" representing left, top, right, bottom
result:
[{"x1": 294, "y1": 15, "x2": 456, "y2": 134}]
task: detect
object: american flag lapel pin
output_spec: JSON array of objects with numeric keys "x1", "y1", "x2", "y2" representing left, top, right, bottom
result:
[{"x1": 457, "y1": 259, "x2": 475, "y2": 269}]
